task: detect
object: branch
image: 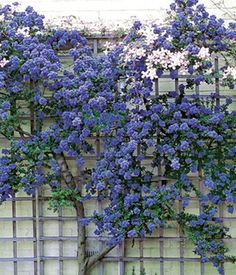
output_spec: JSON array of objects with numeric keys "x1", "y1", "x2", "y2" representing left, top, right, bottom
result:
[
  {"x1": 0, "y1": 131, "x2": 9, "y2": 139},
  {"x1": 54, "y1": 152, "x2": 77, "y2": 189},
  {"x1": 54, "y1": 152, "x2": 84, "y2": 215},
  {"x1": 85, "y1": 245, "x2": 116, "y2": 272},
  {"x1": 15, "y1": 126, "x2": 32, "y2": 138}
]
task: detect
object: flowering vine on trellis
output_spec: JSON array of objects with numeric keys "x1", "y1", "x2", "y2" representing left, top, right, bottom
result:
[{"x1": 0, "y1": 0, "x2": 236, "y2": 274}]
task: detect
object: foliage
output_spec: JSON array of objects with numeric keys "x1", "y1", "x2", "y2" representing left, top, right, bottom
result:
[
  {"x1": 49, "y1": 187, "x2": 81, "y2": 210},
  {"x1": 0, "y1": 1, "x2": 236, "y2": 274},
  {"x1": 131, "y1": 267, "x2": 148, "y2": 275}
]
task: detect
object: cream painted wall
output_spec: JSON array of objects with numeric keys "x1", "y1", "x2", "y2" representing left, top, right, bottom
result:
[{"x1": 1, "y1": 0, "x2": 236, "y2": 21}]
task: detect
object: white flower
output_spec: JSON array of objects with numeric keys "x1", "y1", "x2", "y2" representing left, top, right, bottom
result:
[
  {"x1": 122, "y1": 45, "x2": 146, "y2": 63},
  {"x1": 141, "y1": 68, "x2": 157, "y2": 80},
  {"x1": 0, "y1": 58, "x2": 9, "y2": 68},
  {"x1": 193, "y1": 61, "x2": 201, "y2": 70},
  {"x1": 135, "y1": 48, "x2": 146, "y2": 58},
  {"x1": 138, "y1": 26, "x2": 159, "y2": 46},
  {"x1": 223, "y1": 67, "x2": 236, "y2": 80},
  {"x1": 197, "y1": 47, "x2": 210, "y2": 60},
  {"x1": 179, "y1": 67, "x2": 188, "y2": 75},
  {"x1": 16, "y1": 27, "x2": 30, "y2": 37},
  {"x1": 206, "y1": 68, "x2": 213, "y2": 74},
  {"x1": 0, "y1": 15, "x2": 5, "y2": 22},
  {"x1": 104, "y1": 41, "x2": 116, "y2": 55},
  {"x1": 166, "y1": 35, "x2": 173, "y2": 42},
  {"x1": 169, "y1": 51, "x2": 189, "y2": 70}
]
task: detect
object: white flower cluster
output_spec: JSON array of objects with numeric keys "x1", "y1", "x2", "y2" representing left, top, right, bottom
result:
[
  {"x1": 122, "y1": 44, "x2": 146, "y2": 63},
  {"x1": 121, "y1": 28, "x2": 213, "y2": 80},
  {"x1": 141, "y1": 49, "x2": 190, "y2": 79},
  {"x1": 223, "y1": 67, "x2": 236, "y2": 80},
  {"x1": 120, "y1": 24, "x2": 214, "y2": 81}
]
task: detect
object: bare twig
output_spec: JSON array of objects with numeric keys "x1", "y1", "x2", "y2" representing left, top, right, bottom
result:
[{"x1": 210, "y1": 0, "x2": 236, "y2": 20}]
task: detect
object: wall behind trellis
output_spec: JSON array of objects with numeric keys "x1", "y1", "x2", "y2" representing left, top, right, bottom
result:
[
  {"x1": 1, "y1": 0, "x2": 236, "y2": 21},
  {"x1": 0, "y1": 36, "x2": 236, "y2": 275}
]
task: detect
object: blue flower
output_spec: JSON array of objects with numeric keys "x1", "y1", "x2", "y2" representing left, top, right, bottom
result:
[
  {"x1": 147, "y1": 223, "x2": 156, "y2": 232},
  {"x1": 39, "y1": 97, "x2": 47, "y2": 106},
  {"x1": 227, "y1": 205, "x2": 234, "y2": 214},
  {"x1": 1, "y1": 101, "x2": 10, "y2": 111},
  {"x1": 171, "y1": 157, "x2": 180, "y2": 170},
  {"x1": 127, "y1": 229, "x2": 137, "y2": 238},
  {"x1": 180, "y1": 141, "x2": 189, "y2": 151}
]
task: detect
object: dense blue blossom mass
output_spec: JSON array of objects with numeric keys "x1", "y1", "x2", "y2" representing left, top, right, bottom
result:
[{"x1": 0, "y1": 0, "x2": 236, "y2": 273}]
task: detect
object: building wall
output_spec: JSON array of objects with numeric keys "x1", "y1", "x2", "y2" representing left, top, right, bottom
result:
[{"x1": 1, "y1": 0, "x2": 236, "y2": 21}]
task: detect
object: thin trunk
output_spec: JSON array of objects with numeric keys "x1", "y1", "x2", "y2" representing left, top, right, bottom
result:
[
  {"x1": 54, "y1": 153, "x2": 85, "y2": 274},
  {"x1": 55, "y1": 153, "x2": 116, "y2": 275},
  {"x1": 75, "y1": 201, "x2": 87, "y2": 275},
  {"x1": 75, "y1": 200, "x2": 115, "y2": 275}
]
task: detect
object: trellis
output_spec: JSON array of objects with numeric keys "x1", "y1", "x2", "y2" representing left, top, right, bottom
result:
[{"x1": 0, "y1": 36, "x2": 236, "y2": 275}]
